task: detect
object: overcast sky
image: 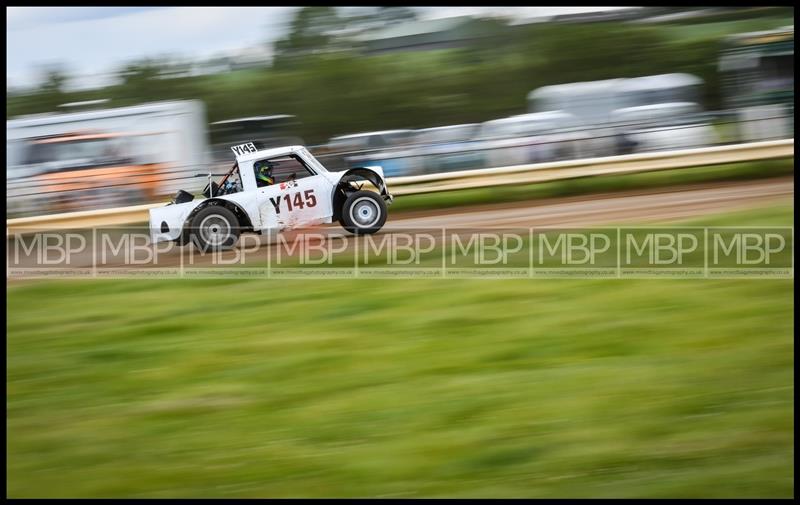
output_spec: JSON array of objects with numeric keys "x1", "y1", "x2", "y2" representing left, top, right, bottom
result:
[{"x1": 7, "y1": 6, "x2": 633, "y2": 91}]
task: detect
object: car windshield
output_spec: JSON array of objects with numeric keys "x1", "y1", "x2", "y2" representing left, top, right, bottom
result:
[{"x1": 297, "y1": 147, "x2": 328, "y2": 174}]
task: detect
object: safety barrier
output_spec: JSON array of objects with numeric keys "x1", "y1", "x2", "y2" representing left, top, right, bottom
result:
[
  {"x1": 6, "y1": 138, "x2": 794, "y2": 234},
  {"x1": 388, "y1": 138, "x2": 794, "y2": 194}
]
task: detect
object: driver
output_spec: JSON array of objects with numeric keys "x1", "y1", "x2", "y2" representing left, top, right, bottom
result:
[{"x1": 254, "y1": 160, "x2": 275, "y2": 187}]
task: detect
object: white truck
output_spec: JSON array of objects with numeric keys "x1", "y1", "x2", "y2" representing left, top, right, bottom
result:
[
  {"x1": 6, "y1": 100, "x2": 209, "y2": 217},
  {"x1": 149, "y1": 143, "x2": 393, "y2": 251}
]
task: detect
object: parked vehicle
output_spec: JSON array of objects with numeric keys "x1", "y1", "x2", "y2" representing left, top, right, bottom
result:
[
  {"x1": 327, "y1": 130, "x2": 416, "y2": 176},
  {"x1": 610, "y1": 102, "x2": 719, "y2": 153},
  {"x1": 7, "y1": 100, "x2": 209, "y2": 217},
  {"x1": 527, "y1": 74, "x2": 711, "y2": 157},
  {"x1": 476, "y1": 112, "x2": 588, "y2": 167},
  {"x1": 719, "y1": 25, "x2": 794, "y2": 141},
  {"x1": 411, "y1": 124, "x2": 483, "y2": 173},
  {"x1": 20, "y1": 130, "x2": 172, "y2": 214}
]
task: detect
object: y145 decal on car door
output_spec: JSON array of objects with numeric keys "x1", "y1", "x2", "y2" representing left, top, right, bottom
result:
[
  {"x1": 257, "y1": 176, "x2": 331, "y2": 230},
  {"x1": 269, "y1": 189, "x2": 317, "y2": 215}
]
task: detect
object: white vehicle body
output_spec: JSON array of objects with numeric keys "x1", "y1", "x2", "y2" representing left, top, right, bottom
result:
[
  {"x1": 477, "y1": 112, "x2": 590, "y2": 166},
  {"x1": 611, "y1": 102, "x2": 719, "y2": 153},
  {"x1": 149, "y1": 144, "x2": 392, "y2": 244}
]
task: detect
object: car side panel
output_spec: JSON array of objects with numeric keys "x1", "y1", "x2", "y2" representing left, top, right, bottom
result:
[
  {"x1": 255, "y1": 175, "x2": 334, "y2": 231},
  {"x1": 220, "y1": 191, "x2": 263, "y2": 229}
]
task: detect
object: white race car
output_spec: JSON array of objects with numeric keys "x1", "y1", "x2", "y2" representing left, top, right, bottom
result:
[{"x1": 150, "y1": 143, "x2": 392, "y2": 250}]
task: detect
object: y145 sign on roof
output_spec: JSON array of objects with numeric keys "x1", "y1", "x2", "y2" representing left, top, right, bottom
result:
[{"x1": 230, "y1": 142, "x2": 258, "y2": 156}]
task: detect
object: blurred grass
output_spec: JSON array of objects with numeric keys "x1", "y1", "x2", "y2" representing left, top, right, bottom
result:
[
  {"x1": 389, "y1": 159, "x2": 794, "y2": 214},
  {"x1": 6, "y1": 204, "x2": 794, "y2": 497}
]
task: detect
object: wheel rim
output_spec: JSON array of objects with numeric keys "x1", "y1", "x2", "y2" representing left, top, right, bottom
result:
[
  {"x1": 198, "y1": 214, "x2": 232, "y2": 246},
  {"x1": 350, "y1": 197, "x2": 380, "y2": 228}
]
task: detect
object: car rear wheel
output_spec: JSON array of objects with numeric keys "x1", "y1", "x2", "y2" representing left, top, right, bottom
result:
[
  {"x1": 340, "y1": 190, "x2": 387, "y2": 235},
  {"x1": 190, "y1": 205, "x2": 240, "y2": 251}
]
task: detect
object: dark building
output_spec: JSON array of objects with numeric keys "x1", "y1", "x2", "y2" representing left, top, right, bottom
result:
[{"x1": 355, "y1": 16, "x2": 500, "y2": 55}]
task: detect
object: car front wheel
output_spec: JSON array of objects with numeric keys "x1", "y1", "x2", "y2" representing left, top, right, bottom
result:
[{"x1": 340, "y1": 190, "x2": 387, "y2": 235}]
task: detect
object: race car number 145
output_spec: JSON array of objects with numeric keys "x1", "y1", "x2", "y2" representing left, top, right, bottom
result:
[
  {"x1": 230, "y1": 142, "x2": 258, "y2": 156},
  {"x1": 269, "y1": 189, "x2": 317, "y2": 215}
]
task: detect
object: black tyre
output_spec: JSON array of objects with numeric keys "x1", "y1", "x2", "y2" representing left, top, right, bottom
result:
[
  {"x1": 340, "y1": 190, "x2": 387, "y2": 235},
  {"x1": 174, "y1": 228, "x2": 191, "y2": 247},
  {"x1": 189, "y1": 205, "x2": 241, "y2": 251}
]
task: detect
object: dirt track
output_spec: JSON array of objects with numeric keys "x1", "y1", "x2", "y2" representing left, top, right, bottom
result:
[
  {"x1": 7, "y1": 176, "x2": 794, "y2": 272},
  {"x1": 391, "y1": 176, "x2": 794, "y2": 227}
]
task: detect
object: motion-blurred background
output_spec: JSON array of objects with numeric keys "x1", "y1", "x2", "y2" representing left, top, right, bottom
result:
[
  {"x1": 6, "y1": 6, "x2": 794, "y2": 217},
  {"x1": 6, "y1": 7, "x2": 795, "y2": 499}
]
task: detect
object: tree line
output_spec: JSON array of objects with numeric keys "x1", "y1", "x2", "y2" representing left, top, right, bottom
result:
[{"x1": 6, "y1": 9, "x2": 752, "y2": 145}]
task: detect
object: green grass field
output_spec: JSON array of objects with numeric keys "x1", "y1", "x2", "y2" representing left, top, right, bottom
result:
[{"x1": 6, "y1": 204, "x2": 794, "y2": 498}]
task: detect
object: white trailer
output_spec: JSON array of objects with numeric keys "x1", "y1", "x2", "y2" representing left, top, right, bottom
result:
[{"x1": 6, "y1": 100, "x2": 210, "y2": 216}]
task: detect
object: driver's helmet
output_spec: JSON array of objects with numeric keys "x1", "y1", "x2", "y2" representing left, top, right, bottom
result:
[{"x1": 254, "y1": 160, "x2": 274, "y2": 185}]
